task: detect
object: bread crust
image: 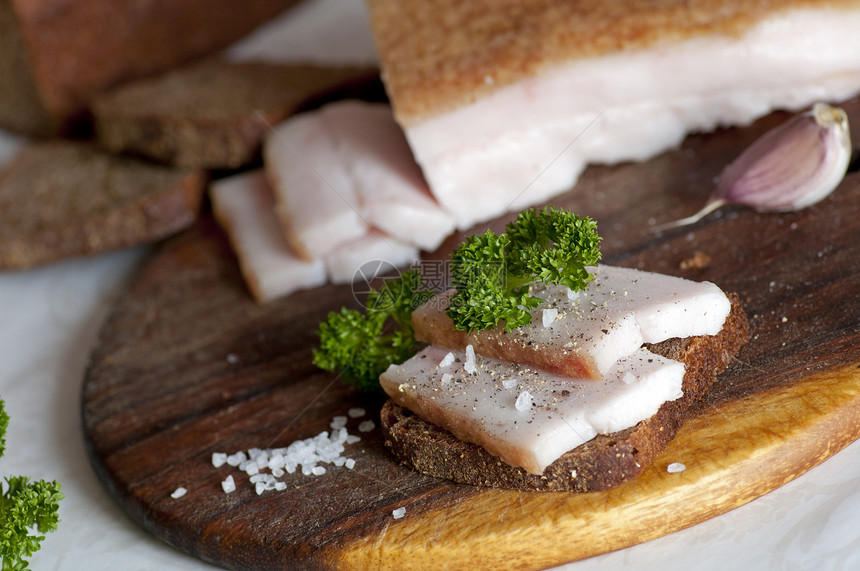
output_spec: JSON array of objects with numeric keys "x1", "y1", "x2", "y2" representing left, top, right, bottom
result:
[
  {"x1": 366, "y1": 0, "x2": 858, "y2": 125},
  {"x1": 380, "y1": 293, "x2": 749, "y2": 492}
]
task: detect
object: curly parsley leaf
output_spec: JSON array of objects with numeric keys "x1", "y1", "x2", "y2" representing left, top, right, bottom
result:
[
  {"x1": 313, "y1": 270, "x2": 433, "y2": 391},
  {"x1": 447, "y1": 206, "x2": 601, "y2": 332},
  {"x1": 0, "y1": 400, "x2": 64, "y2": 571}
]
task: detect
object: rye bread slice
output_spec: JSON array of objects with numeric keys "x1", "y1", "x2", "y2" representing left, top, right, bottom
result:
[
  {"x1": 380, "y1": 293, "x2": 749, "y2": 492},
  {"x1": 92, "y1": 60, "x2": 378, "y2": 169},
  {"x1": 0, "y1": 140, "x2": 205, "y2": 270},
  {"x1": 0, "y1": 0, "x2": 300, "y2": 136}
]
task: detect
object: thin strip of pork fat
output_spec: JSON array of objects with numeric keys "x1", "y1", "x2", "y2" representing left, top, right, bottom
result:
[
  {"x1": 412, "y1": 265, "x2": 730, "y2": 380},
  {"x1": 320, "y1": 101, "x2": 456, "y2": 251},
  {"x1": 380, "y1": 344, "x2": 684, "y2": 474},
  {"x1": 263, "y1": 110, "x2": 367, "y2": 261},
  {"x1": 324, "y1": 229, "x2": 418, "y2": 284},
  {"x1": 210, "y1": 170, "x2": 326, "y2": 303}
]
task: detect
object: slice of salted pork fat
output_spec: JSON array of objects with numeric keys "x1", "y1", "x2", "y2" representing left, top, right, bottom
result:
[
  {"x1": 324, "y1": 230, "x2": 418, "y2": 284},
  {"x1": 320, "y1": 101, "x2": 456, "y2": 252},
  {"x1": 210, "y1": 170, "x2": 326, "y2": 303},
  {"x1": 263, "y1": 100, "x2": 455, "y2": 257},
  {"x1": 366, "y1": 0, "x2": 860, "y2": 229},
  {"x1": 263, "y1": 109, "x2": 366, "y2": 260},
  {"x1": 380, "y1": 344, "x2": 685, "y2": 475},
  {"x1": 412, "y1": 265, "x2": 731, "y2": 380}
]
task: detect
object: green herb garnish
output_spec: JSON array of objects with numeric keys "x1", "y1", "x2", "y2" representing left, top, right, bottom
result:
[
  {"x1": 314, "y1": 206, "x2": 601, "y2": 389},
  {"x1": 0, "y1": 399, "x2": 64, "y2": 571},
  {"x1": 313, "y1": 269, "x2": 432, "y2": 391},
  {"x1": 447, "y1": 206, "x2": 601, "y2": 331}
]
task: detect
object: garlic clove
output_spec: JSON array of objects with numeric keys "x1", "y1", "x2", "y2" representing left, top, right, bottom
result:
[{"x1": 654, "y1": 102, "x2": 851, "y2": 231}]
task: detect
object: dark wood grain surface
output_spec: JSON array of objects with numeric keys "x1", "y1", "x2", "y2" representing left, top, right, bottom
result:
[{"x1": 82, "y1": 99, "x2": 860, "y2": 570}]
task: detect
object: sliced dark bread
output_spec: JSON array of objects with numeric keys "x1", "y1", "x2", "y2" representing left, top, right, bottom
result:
[
  {"x1": 0, "y1": 141, "x2": 205, "y2": 269},
  {"x1": 0, "y1": 0, "x2": 301, "y2": 136},
  {"x1": 380, "y1": 293, "x2": 749, "y2": 492},
  {"x1": 92, "y1": 60, "x2": 378, "y2": 169}
]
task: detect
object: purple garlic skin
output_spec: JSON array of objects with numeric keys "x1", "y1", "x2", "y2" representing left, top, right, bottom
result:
[
  {"x1": 716, "y1": 102, "x2": 851, "y2": 212},
  {"x1": 654, "y1": 102, "x2": 851, "y2": 231}
]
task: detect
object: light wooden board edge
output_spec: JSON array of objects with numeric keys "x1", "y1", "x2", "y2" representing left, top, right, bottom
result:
[{"x1": 330, "y1": 363, "x2": 860, "y2": 570}]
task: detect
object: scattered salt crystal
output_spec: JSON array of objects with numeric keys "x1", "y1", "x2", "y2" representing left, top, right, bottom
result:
[
  {"x1": 330, "y1": 416, "x2": 348, "y2": 429},
  {"x1": 345, "y1": 458, "x2": 356, "y2": 469},
  {"x1": 464, "y1": 345, "x2": 477, "y2": 374},
  {"x1": 275, "y1": 482, "x2": 287, "y2": 491},
  {"x1": 358, "y1": 420, "x2": 375, "y2": 433},
  {"x1": 566, "y1": 288, "x2": 579, "y2": 301},
  {"x1": 622, "y1": 372, "x2": 636, "y2": 385},
  {"x1": 392, "y1": 507, "x2": 406, "y2": 519},
  {"x1": 268, "y1": 453, "x2": 285, "y2": 470},
  {"x1": 311, "y1": 466, "x2": 326, "y2": 476},
  {"x1": 244, "y1": 462, "x2": 259, "y2": 476},
  {"x1": 222, "y1": 475, "x2": 235, "y2": 493},
  {"x1": 346, "y1": 435, "x2": 361, "y2": 444},
  {"x1": 570, "y1": 470, "x2": 577, "y2": 479},
  {"x1": 255, "y1": 482, "x2": 267, "y2": 495},
  {"x1": 438, "y1": 351, "x2": 455, "y2": 368},
  {"x1": 170, "y1": 487, "x2": 187, "y2": 499},
  {"x1": 667, "y1": 462, "x2": 686, "y2": 474},
  {"x1": 440, "y1": 373, "x2": 453, "y2": 385},
  {"x1": 502, "y1": 379, "x2": 517, "y2": 390},
  {"x1": 542, "y1": 308, "x2": 558, "y2": 328},
  {"x1": 212, "y1": 452, "x2": 227, "y2": 468},
  {"x1": 226, "y1": 452, "x2": 246, "y2": 467},
  {"x1": 515, "y1": 391, "x2": 533, "y2": 411},
  {"x1": 348, "y1": 408, "x2": 366, "y2": 418}
]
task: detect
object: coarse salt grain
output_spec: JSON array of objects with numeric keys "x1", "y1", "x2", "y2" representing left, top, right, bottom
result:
[
  {"x1": 622, "y1": 372, "x2": 636, "y2": 384},
  {"x1": 515, "y1": 391, "x2": 533, "y2": 411},
  {"x1": 171, "y1": 487, "x2": 187, "y2": 499},
  {"x1": 222, "y1": 475, "x2": 236, "y2": 493},
  {"x1": 359, "y1": 420, "x2": 375, "y2": 433},
  {"x1": 348, "y1": 407, "x2": 366, "y2": 418},
  {"x1": 502, "y1": 379, "x2": 517, "y2": 390},
  {"x1": 667, "y1": 462, "x2": 686, "y2": 473},
  {"x1": 392, "y1": 507, "x2": 406, "y2": 519},
  {"x1": 439, "y1": 351, "x2": 456, "y2": 368},
  {"x1": 566, "y1": 288, "x2": 579, "y2": 301},
  {"x1": 441, "y1": 373, "x2": 452, "y2": 385},
  {"x1": 542, "y1": 308, "x2": 558, "y2": 328},
  {"x1": 211, "y1": 452, "x2": 227, "y2": 468},
  {"x1": 464, "y1": 345, "x2": 477, "y2": 374}
]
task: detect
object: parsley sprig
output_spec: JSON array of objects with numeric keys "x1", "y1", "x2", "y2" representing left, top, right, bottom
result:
[
  {"x1": 314, "y1": 206, "x2": 601, "y2": 389},
  {"x1": 0, "y1": 399, "x2": 64, "y2": 571},
  {"x1": 313, "y1": 269, "x2": 433, "y2": 391},
  {"x1": 448, "y1": 206, "x2": 601, "y2": 331}
]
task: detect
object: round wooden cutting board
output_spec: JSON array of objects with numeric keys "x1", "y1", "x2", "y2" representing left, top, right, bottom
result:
[{"x1": 82, "y1": 100, "x2": 860, "y2": 570}]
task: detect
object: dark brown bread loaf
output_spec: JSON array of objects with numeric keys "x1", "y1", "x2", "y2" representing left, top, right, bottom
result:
[
  {"x1": 0, "y1": 141, "x2": 205, "y2": 269},
  {"x1": 0, "y1": 0, "x2": 300, "y2": 136},
  {"x1": 380, "y1": 293, "x2": 749, "y2": 492},
  {"x1": 93, "y1": 60, "x2": 378, "y2": 169}
]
